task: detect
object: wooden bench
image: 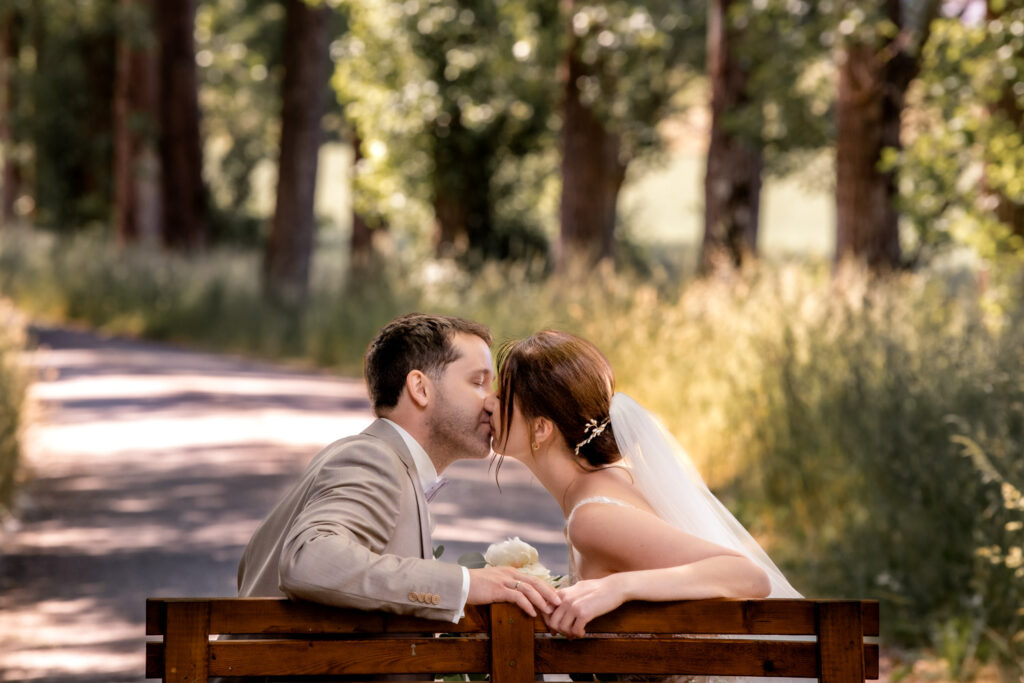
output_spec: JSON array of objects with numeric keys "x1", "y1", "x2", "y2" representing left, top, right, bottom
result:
[{"x1": 146, "y1": 597, "x2": 879, "y2": 683}]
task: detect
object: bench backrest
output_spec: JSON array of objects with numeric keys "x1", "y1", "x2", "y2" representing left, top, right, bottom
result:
[{"x1": 146, "y1": 598, "x2": 879, "y2": 683}]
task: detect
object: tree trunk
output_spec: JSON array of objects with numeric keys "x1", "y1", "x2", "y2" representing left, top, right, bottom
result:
[
  {"x1": 348, "y1": 134, "x2": 382, "y2": 271},
  {"x1": 155, "y1": 0, "x2": 207, "y2": 250},
  {"x1": 0, "y1": 10, "x2": 22, "y2": 226},
  {"x1": 263, "y1": 0, "x2": 331, "y2": 309},
  {"x1": 834, "y1": 40, "x2": 899, "y2": 270},
  {"x1": 558, "y1": 1, "x2": 625, "y2": 271},
  {"x1": 114, "y1": 0, "x2": 161, "y2": 246},
  {"x1": 834, "y1": 0, "x2": 938, "y2": 272},
  {"x1": 700, "y1": 0, "x2": 762, "y2": 274}
]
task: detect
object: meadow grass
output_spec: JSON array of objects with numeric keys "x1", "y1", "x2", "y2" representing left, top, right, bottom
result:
[
  {"x1": 0, "y1": 226, "x2": 1022, "y2": 679},
  {"x1": 0, "y1": 300, "x2": 29, "y2": 516}
]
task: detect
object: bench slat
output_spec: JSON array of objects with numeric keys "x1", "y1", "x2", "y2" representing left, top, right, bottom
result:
[
  {"x1": 146, "y1": 640, "x2": 880, "y2": 681},
  {"x1": 164, "y1": 602, "x2": 210, "y2": 683},
  {"x1": 147, "y1": 598, "x2": 879, "y2": 637},
  {"x1": 147, "y1": 598, "x2": 489, "y2": 635},
  {"x1": 579, "y1": 599, "x2": 879, "y2": 636},
  {"x1": 207, "y1": 638, "x2": 490, "y2": 677},
  {"x1": 491, "y1": 603, "x2": 534, "y2": 683},
  {"x1": 817, "y1": 602, "x2": 867, "y2": 683},
  {"x1": 540, "y1": 638, "x2": 814, "y2": 677}
]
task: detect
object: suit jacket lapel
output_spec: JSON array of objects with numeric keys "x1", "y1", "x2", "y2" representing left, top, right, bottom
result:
[{"x1": 363, "y1": 419, "x2": 433, "y2": 560}]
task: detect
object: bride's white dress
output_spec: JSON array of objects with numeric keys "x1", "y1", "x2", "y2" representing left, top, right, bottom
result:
[{"x1": 559, "y1": 393, "x2": 807, "y2": 683}]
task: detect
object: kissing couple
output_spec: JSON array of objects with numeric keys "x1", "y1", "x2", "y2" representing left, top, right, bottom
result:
[{"x1": 238, "y1": 313, "x2": 800, "y2": 638}]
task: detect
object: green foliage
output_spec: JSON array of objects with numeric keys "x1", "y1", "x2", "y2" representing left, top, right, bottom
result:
[
  {"x1": 0, "y1": 300, "x2": 28, "y2": 515},
  {"x1": 333, "y1": 0, "x2": 565, "y2": 257},
  {"x1": 732, "y1": 0, "x2": 834, "y2": 175},
  {"x1": 331, "y1": 1, "x2": 708, "y2": 258},
  {"x1": 899, "y1": 6, "x2": 1024, "y2": 264},
  {"x1": 565, "y1": 2, "x2": 705, "y2": 159}
]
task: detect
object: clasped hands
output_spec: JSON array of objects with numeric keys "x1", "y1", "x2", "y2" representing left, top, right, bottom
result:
[{"x1": 469, "y1": 566, "x2": 621, "y2": 639}]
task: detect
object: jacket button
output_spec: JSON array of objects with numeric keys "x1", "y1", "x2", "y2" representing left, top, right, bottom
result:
[
  {"x1": 432, "y1": 594, "x2": 440, "y2": 605},
  {"x1": 408, "y1": 591, "x2": 418, "y2": 602}
]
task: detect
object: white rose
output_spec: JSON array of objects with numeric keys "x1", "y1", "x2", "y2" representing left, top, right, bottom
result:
[{"x1": 484, "y1": 536, "x2": 540, "y2": 568}]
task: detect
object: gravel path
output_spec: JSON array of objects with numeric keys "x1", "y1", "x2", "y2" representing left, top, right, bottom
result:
[{"x1": 0, "y1": 324, "x2": 565, "y2": 682}]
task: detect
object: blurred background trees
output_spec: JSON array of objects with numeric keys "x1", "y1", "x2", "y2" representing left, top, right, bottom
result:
[{"x1": 1, "y1": 0, "x2": 1023, "y2": 678}]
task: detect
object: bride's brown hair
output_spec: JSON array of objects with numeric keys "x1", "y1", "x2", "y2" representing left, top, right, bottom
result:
[{"x1": 495, "y1": 330, "x2": 620, "y2": 467}]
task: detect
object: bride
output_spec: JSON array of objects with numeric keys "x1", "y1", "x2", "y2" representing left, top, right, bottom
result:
[{"x1": 490, "y1": 329, "x2": 801, "y2": 639}]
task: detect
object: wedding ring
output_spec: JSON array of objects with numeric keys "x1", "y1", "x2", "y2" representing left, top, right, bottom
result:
[{"x1": 512, "y1": 581, "x2": 521, "y2": 590}]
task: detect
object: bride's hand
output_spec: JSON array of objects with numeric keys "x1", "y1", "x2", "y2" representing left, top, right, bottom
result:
[{"x1": 544, "y1": 574, "x2": 629, "y2": 638}]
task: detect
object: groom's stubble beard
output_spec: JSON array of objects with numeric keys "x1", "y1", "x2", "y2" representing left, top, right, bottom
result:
[{"x1": 425, "y1": 387, "x2": 492, "y2": 464}]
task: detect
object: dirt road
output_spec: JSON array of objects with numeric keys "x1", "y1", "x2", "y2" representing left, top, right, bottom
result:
[{"x1": 0, "y1": 325, "x2": 564, "y2": 682}]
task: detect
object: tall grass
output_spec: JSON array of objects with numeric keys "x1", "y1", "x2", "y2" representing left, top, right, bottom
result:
[
  {"x1": 0, "y1": 300, "x2": 28, "y2": 516},
  {"x1": 1, "y1": 227, "x2": 1022, "y2": 677}
]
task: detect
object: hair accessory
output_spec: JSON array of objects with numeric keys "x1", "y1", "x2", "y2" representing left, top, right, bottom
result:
[{"x1": 574, "y1": 417, "x2": 610, "y2": 455}]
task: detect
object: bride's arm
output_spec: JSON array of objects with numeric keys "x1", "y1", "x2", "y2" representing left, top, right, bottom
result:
[{"x1": 545, "y1": 504, "x2": 771, "y2": 637}]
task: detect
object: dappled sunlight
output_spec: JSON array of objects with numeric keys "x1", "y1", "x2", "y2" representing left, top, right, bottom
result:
[
  {"x1": 433, "y1": 517, "x2": 565, "y2": 545},
  {"x1": 0, "y1": 597, "x2": 143, "y2": 681},
  {"x1": 26, "y1": 412, "x2": 372, "y2": 458}
]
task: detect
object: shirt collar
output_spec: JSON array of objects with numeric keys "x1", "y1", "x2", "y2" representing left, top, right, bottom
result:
[{"x1": 381, "y1": 418, "x2": 438, "y2": 492}]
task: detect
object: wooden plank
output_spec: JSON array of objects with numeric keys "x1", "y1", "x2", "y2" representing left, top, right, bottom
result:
[
  {"x1": 490, "y1": 603, "x2": 534, "y2": 683},
  {"x1": 146, "y1": 639, "x2": 879, "y2": 681},
  {"x1": 865, "y1": 643, "x2": 880, "y2": 679},
  {"x1": 146, "y1": 599, "x2": 167, "y2": 636},
  {"x1": 179, "y1": 597, "x2": 487, "y2": 634},
  {"x1": 145, "y1": 641, "x2": 164, "y2": 679},
  {"x1": 164, "y1": 601, "x2": 210, "y2": 683},
  {"x1": 575, "y1": 599, "x2": 879, "y2": 637},
  {"x1": 207, "y1": 638, "x2": 489, "y2": 677},
  {"x1": 817, "y1": 602, "x2": 866, "y2": 683},
  {"x1": 862, "y1": 601, "x2": 880, "y2": 637},
  {"x1": 147, "y1": 597, "x2": 877, "y2": 637},
  {"x1": 537, "y1": 637, "x2": 820, "y2": 677}
]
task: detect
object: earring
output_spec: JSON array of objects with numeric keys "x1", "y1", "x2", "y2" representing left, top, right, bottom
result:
[{"x1": 531, "y1": 442, "x2": 540, "y2": 451}]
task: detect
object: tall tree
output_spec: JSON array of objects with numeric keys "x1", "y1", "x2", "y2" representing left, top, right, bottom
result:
[
  {"x1": 556, "y1": 1, "x2": 703, "y2": 272},
  {"x1": 700, "y1": 0, "x2": 761, "y2": 273},
  {"x1": 833, "y1": 0, "x2": 940, "y2": 271},
  {"x1": 263, "y1": 0, "x2": 331, "y2": 309},
  {"x1": 154, "y1": 0, "x2": 208, "y2": 250},
  {"x1": 113, "y1": 0, "x2": 161, "y2": 246},
  {"x1": 557, "y1": 4, "x2": 623, "y2": 269},
  {"x1": 0, "y1": 8, "x2": 22, "y2": 226}
]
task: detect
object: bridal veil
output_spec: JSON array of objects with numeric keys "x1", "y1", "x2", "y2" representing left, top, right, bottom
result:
[{"x1": 609, "y1": 393, "x2": 801, "y2": 599}]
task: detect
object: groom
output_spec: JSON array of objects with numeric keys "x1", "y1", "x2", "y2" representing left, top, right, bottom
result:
[{"x1": 237, "y1": 313, "x2": 558, "y2": 621}]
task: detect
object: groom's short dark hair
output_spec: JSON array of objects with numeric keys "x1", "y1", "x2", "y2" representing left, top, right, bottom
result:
[{"x1": 365, "y1": 313, "x2": 492, "y2": 413}]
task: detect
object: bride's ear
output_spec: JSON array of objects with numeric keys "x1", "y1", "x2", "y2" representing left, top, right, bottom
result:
[{"x1": 533, "y1": 417, "x2": 555, "y2": 446}]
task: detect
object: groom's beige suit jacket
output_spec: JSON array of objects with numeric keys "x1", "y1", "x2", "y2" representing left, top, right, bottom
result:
[{"x1": 237, "y1": 419, "x2": 465, "y2": 621}]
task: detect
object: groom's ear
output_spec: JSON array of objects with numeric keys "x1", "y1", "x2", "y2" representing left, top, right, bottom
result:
[{"x1": 405, "y1": 370, "x2": 431, "y2": 409}]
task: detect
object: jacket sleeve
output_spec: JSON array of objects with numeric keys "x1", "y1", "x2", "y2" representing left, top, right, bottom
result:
[{"x1": 277, "y1": 438, "x2": 465, "y2": 621}]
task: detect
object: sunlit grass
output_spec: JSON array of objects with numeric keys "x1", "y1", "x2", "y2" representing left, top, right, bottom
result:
[{"x1": 0, "y1": 299, "x2": 29, "y2": 514}]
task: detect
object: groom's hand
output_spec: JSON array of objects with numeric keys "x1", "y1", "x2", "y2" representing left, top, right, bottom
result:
[{"x1": 466, "y1": 566, "x2": 561, "y2": 617}]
